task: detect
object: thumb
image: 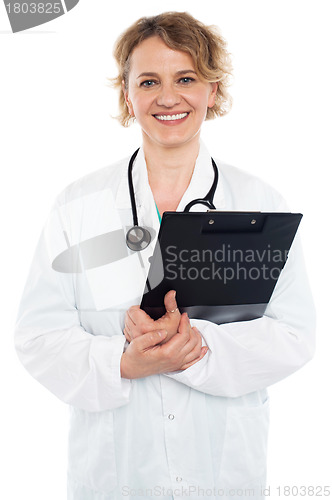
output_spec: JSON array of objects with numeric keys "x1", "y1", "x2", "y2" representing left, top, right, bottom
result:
[
  {"x1": 137, "y1": 329, "x2": 168, "y2": 350},
  {"x1": 164, "y1": 290, "x2": 179, "y2": 315}
]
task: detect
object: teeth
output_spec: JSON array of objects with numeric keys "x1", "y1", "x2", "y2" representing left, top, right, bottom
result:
[{"x1": 155, "y1": 113, "x2": 188, "y2": 121}]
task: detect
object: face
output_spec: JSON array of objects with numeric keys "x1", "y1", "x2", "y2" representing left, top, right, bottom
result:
[{"x1": 123, "y1": 36, "x2": 217, "y2": 150}]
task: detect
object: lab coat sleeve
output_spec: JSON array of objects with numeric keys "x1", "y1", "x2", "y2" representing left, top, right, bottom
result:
[
  {"x1": 14, "y1": 199, "x2": 132, "y2": 412},
  {"x1": 165, "y1": 229, "x2": 316, "y2": 398}
]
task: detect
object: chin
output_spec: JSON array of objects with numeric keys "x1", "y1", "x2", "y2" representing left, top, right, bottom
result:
[{"x1": 150, "y1": 132, "x2": 199, "y2": 149}]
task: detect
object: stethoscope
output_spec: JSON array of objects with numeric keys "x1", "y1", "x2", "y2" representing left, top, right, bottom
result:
[{"x1": 126, "y1": 148, "x2": 219, "y2": 251}]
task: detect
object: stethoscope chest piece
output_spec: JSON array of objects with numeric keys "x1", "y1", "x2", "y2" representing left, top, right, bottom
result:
[{"x1": 126, "y1": 225, "x2": 151, "y2": 251}]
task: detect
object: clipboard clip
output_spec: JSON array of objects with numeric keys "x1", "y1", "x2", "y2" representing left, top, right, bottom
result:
[{"x1": 204, "y1": 211, "x2": 264, "y2": 232}]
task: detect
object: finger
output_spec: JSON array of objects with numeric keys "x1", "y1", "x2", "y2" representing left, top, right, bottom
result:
[
  {"x1": 127, "y1": 307, "x2": 154, "y2": 331},
  {"x1": 177, "y1": 313, "x2": 192, "y2": 341},
  {"x1": 136, "y1": 329, "x2": 168, "y2": 350},
  {"x1": 164, "y1": 316, "x2": 195, "y2": 358},
  {"x1": 124, "y1": 316, "x2": 135, "y2": 332},
  {"x1": 192, "y1": 327, "x2": 206, "y2": 351},
  {"x1": 127, "y1": 305, "x2": 140, "y2": 325},
  {"x1": 180, "y1": 346, "x2": 209, "y2": 370},
  {"x1": 177, "y1": 322, "x2": 203, "y2": 358},
  {"x1": 180, "y1": 332, "x2": 202, "y2": 362},
  {"x1": 164, "y1": 290, "x2": 180, "y2": 315},
  {"x1": 192, "y1": 326, "x2": 202, "y2": 343},
  {"x1": 123, "y1": 327, "x2": 131, "y2": 343},
  {"x1": 127, "y1": 305, "x2": 152, "y2": 325},
  {"x1": 125, "y1": 317, "x2": 153, "y2": 340},
  {"x1": 125, "y1": 318, "x2": 143, "y2": 341}
]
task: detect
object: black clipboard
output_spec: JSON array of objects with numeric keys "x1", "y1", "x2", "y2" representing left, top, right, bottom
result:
[{"x1": 140, "y1": 211, "x2": 302, "y2": 324}]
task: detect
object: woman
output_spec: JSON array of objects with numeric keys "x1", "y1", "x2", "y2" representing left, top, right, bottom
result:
[{"x1": 15, "y1": 12, "x2": 315, "y2": 500}]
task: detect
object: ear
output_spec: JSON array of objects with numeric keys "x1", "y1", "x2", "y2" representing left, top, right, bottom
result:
[
  {"x1": 122, "y1": 80, "x2": 134, "y2": 116},
  {"x1": 207, "y1": 82, "x2": 218, "y2": 108}
]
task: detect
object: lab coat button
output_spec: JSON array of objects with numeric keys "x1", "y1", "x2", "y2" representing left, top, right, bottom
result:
[
  {"x1": 168, "y1": 414, "x2": 175, "y2": 420},
  {"x1": 176, "y1": 477, "x2": 182, "y2": 482}
]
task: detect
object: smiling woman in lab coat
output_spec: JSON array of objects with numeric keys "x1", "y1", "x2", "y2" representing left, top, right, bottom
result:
[{"x1": 14, "y1": 11, "x2": 316, "y2": 500}]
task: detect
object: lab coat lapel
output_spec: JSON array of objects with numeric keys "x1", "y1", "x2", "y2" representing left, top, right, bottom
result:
[{"x1": 177, "y1": 141, "x2": 226, "y2": 212}]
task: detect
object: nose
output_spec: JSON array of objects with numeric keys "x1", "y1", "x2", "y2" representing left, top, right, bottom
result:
[{"x1": 156, "y1": 83, "x2": 181, "y2": 108}]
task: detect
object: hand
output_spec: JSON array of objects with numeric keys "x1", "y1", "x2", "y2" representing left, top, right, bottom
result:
[
  {"x1": 120, "y1": 313, "x2": 208, "y2": 379},
  {"x1": 124, "y1": 290, "x2": 181, "y2": 344}
]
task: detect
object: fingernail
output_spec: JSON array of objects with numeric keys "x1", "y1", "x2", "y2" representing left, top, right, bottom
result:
[{"x1": 158, "y1": 330, "x2": 167, "y2": 337}]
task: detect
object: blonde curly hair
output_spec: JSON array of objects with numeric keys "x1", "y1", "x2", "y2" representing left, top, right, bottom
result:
[{"x1": 109, "y1": 12, "x2": 233, "y2": 127}]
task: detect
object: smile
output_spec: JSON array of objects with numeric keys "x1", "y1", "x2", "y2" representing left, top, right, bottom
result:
[{"x1": 154, "y1": 112, "x2": 189, "y2": 121}]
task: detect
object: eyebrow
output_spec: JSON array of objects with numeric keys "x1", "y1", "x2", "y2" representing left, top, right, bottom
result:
[{"x1": 136, "y1": 70, "x2": 197, "y2": 79}]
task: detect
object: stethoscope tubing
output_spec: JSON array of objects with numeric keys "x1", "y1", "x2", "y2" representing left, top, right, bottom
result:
[
  {"x1": 127, "y1": 148, "x2": 140, "y2": 227},
  {"x1": 183, "y1": 158, "x2": 218, "y2": 212}
]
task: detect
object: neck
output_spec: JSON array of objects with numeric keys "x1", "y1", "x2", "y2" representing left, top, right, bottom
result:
[
  {"x1": 142, "y1": 135, "x2": 200, "y2": 187},
  {"x1": 141, "y1": 135, "x2": 201, "y2": 213}
]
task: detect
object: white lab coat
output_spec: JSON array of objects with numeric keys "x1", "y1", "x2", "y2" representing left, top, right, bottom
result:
[{"x1": 15, "y1": 142, "x2": 315, "y2": 500}]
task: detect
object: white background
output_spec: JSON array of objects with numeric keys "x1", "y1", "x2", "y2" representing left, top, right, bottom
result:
[{"x1": 1, "y1": 0, "x2": 331, "y2": 498}]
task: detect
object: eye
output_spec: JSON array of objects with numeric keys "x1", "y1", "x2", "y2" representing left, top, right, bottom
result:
[
  {"x1": 140, "y1": 80, "x2": 157, "y2": 88},
  {"x1": 178, "y1": 77, "x2": 195, "y2": 84}
]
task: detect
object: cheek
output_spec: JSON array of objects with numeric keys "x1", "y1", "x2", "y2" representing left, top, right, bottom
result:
[
  {"x1": 129, "y1": 92, "x2": 152, "y2": 117},
  {"x1": 187, "y1": 89, "x2": 212, "y2": 114}
]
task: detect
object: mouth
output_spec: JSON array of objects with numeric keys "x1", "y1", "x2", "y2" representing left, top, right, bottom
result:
[{"x1": 153, "y1": 112, "x2": 189, "y2": 122}]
